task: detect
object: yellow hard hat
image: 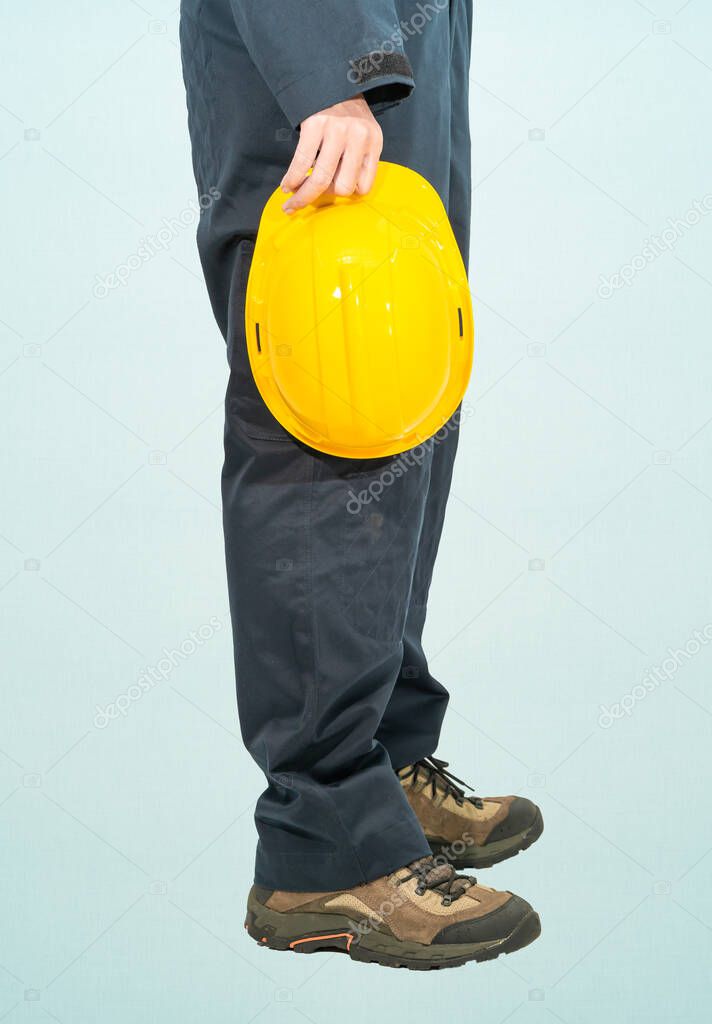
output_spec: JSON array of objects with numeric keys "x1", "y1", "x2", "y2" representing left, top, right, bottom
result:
[{"x1": 245, "y1": 161, "x2": 473, "y2": 459}]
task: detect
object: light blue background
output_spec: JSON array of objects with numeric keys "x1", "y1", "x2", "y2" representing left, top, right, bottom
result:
[{"x1": 2, "y1": 1, "x2": 712, "y2": 1021}]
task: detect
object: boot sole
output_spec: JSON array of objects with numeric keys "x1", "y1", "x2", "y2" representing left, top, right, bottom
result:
[
  {"x1": 429, "y1": 806, "x2": 544, "y2": 869},
  {"x1": 245, "y1": 893, "x2": 541, "y2": 970}
]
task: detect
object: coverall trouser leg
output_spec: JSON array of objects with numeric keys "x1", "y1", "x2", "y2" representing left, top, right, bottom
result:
[{"x1": 181, "y1": 0, "x2": 473, "y2": 890}]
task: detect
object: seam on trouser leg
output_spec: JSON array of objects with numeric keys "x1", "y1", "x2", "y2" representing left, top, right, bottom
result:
[{"x1": 321, "y1": 787, "x2": 369, "y2": 885}]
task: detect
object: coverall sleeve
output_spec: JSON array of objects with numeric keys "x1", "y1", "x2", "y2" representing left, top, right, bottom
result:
[{"x1": 228, "y1": 1, "x2": 414, "y2": 128}]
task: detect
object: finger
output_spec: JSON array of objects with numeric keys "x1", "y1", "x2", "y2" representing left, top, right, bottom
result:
[
  {"x1": 356, "y1": 146, "x2": 380, "y2": 195},
  {"x1": 283, "y1": 132, "x2": 345, "y2": 212},
  {"x1": 281, "y1": 121, "x2": 323, "y2": 193},
  {"x1": 332, "y1": 128, "x2": 369, "y2": 197}
]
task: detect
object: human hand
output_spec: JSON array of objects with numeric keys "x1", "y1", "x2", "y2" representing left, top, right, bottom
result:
[{"x1": 281, "y1": 94, "x2": 383, "y2": 213}]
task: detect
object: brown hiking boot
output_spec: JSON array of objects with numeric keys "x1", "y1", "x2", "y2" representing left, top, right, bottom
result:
[
  {"x1": 398, "y1": 757, "x2": 544, "y2": 869},
  {"x1": 245, "y1": 856, "x2": 540, "y2": 970}
]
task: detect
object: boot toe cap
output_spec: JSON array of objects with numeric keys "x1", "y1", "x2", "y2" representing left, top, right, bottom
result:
[
  {"x1": 486, "y1": 797, "x2": 540, "y2": 843},
  {"x1": 432, "y1": 893, "x2": 534, "y2": 945}
]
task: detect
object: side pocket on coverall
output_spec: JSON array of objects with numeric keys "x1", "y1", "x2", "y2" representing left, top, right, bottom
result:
[{"x1": 335, "y1": 451, "x2": 431, "y2": 644}]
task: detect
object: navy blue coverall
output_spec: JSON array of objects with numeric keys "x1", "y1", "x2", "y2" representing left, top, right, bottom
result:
[{"x1": 180, "y1": 0, "x2": 473, "y2": 891}]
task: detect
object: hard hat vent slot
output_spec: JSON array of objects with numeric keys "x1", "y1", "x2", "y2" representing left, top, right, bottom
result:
[
  {"x1": 255, "y1": 323, "x2": 262, "y2": 352},
  {"x1": 457, "y1": 308, "x2": 464, "y2": 338}
]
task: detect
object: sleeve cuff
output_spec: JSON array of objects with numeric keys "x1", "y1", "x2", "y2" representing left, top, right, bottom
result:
[{"x1": 275, "y1": 51, "x2": 415, "y2": 128}]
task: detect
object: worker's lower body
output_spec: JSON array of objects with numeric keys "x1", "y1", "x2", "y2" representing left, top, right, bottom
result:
[
  {"x1": 180, "y1": 0, "x2": 518, "y2": 893},
  {"x1": 222, "y1": 346, "x2": 460, "y2": 889}
]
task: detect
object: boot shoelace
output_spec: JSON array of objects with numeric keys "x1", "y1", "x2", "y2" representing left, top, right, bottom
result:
[
  {"x1": 396, "y1": 855, "x2": 474, "y2": 907},
  {"x1": 401, "y1": 755, "x2": 484, "y2": 810}
]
